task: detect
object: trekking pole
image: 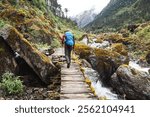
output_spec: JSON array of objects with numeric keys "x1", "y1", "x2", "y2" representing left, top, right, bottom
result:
[
  {"x1": 72, "y1": 46, "x2": 75, "y2": 59},
  {"x1": 62, "y1": 44, "x2": 64, "y2": 57}
]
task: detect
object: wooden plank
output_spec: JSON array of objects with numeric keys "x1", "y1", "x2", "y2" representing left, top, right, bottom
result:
[
  {"x1": 61, "y1": 88, "x2": 92, "y2": 94},
  {"x1": 60, "y1": 94, "x2": 97, "y2": 100},
  {"x1": 61, "y1": 84, "x2": 89, "y2": 88},
  {"x1": 61, "y1": 70, "x2": 82, "y2": 75},
  {"x1": 61, "y1": 76, "x2": 85, "y2": 81},
  {"x1": 61, "y1": 81, "x2": 86, "y2": 85}
]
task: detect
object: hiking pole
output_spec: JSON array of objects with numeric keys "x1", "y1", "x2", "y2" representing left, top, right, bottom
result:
[
  {"x1": 62, "y1": 44, "x2": 64, "y2": 57},
  {"x1": 72, "y1": 46, "x2": 75, "y2": 60}
]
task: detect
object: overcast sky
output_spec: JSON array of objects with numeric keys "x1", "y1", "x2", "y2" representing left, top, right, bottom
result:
[{"x1": 58, "y1": 0, "x2": 110, "y2": 17}]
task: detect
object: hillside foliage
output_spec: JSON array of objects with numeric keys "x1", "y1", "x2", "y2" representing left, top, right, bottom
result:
[{"x1": 85, "y1": 0, "x2": 150, "y2": 33}]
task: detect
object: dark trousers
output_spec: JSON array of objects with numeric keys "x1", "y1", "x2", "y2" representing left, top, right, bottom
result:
[{"x1": 65, "y1": 45, "x2": 73, "y2": 64}]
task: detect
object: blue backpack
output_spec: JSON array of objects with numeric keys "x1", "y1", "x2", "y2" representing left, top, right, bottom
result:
[{"x1": 65, "y1": 31, "x2": 74, "y2": 46}]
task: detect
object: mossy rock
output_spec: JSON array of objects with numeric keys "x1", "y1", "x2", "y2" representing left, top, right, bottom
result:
[
  {"x1": 88, "y1": 48, "x2": 129, "y2": 84},
  {"x1": 95, "y1": 34, "x2": 106, "y2": 43},
  {"x1": 111, "y1": 43, "x2": 128, "y2": 56},
  {"x1": 0, "y1": 37, "x2": 16, "y2": 76},
  {"x1": 74, "y1": 43, "x2": 93, "y2": 59},
  {"x1": 0, "y1": 26, "x2": 57, "y2": 84},
  {"x1": 105, "y1": 33, "x2": 130, "y2": 45},
  {"x1": 94, "y1": 48, "x2": 112, "y2": 57},
  {"x1": 146, "y1": 51, "x2": 150, "y2": 64}
]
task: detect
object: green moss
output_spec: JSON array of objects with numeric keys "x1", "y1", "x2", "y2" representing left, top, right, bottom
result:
[
  {"x1": 106, "y1": 33, "x2": 130, "y2": 43},
  {"x1": 75, "y1": 43, "x2": 92, "y2": 59},
  {"x1": 111, "y1": 43, "x2": 128, "y2": 56},
  {"x1": 0, "y1": 48, "x2": 4, "y2": 52},
  {"x1": 94, "y1": 48, "x2": 112, "y2": 57},
  {"x1": 137, "y1": 25, "x2": 150, "y2": 41}
]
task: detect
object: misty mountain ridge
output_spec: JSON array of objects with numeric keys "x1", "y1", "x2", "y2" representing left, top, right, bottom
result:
[{"x1": 72, "y1": 8, "x2": 97, "y2": 28}]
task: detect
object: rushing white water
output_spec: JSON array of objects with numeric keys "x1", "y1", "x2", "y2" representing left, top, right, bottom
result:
[
  {"x1": 83, "y1": 67, "x2": 118, "y2": 100},
  {"x1": 81, "y1": 37, "x2": 110, "y2": 48},
  {"x1": 88, "y1": 41, "x2": 110, "y2": 48},
  {"x1": 81, "y1": 38, "x2": 118, "y2": 99},
  {"x1": 129, "y1": 61, "x2": 150, "y2": 74}
]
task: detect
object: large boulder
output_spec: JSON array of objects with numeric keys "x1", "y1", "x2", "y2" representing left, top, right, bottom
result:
[
  {"x1": 104, "y1": 33, "x2": 130, "y2": 45},
  {"x1": 0, "y1": 37, "x2": 16, "y2": 78},
  {"x1": 0, "y1": 26, "x2": 57, "y2": 84},
  {"x1": 127, "y1": 24, "x2": 139, "y2": 33},
  {"x1": 111, "y1": 65, "x2": 150, "y2": 99},
  {"x1": 88, "y1": 49, "x2": 129, "y2": 84},
  {"x1": 146, "y1": 52, "x2": 150, "y2": 64}
]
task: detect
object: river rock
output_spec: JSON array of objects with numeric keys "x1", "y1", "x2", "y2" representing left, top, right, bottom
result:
[
  {"x1": 111, "y1": 65, "x2": 150, "y2": 99},
  {"x1": 0, "y1": 26, "x2": 57, "y2": 84},
  {"x1": 88, "y1": 49, "x2": 129, "y2": 84},
  {"x1": 104, "y1": 33, "x2": 130, "y2": 45},
  {"x1": 81, "y1": 59, "x2": 92, "y2": 68},
  {"x1": 146, "y1": 52, "x2": 150, "y2": 64}
]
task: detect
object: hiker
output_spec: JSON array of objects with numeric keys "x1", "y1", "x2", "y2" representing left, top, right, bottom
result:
[{"x1": 61, "y1": 29, "x2": 75, "y2": 68}]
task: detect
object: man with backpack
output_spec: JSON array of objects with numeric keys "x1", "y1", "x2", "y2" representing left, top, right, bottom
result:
[{"x1": 61, "y1": 29, "x2": 75, "y2": 68}]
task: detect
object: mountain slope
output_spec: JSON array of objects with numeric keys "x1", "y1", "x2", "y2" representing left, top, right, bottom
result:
[
  {"x1": 72, "y1": 8, "x2": 97, "y2": 28},
  {"x1": 0, "y1": 0, "x2": 82, "y2": 80},
  {"x1": 85, "y1": 0, "x2": 150, "y2": 33}
]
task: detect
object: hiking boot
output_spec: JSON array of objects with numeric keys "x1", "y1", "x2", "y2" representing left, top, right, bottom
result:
[{"x1": 67, "y1": 63, "x2": 70, "y2": 68}]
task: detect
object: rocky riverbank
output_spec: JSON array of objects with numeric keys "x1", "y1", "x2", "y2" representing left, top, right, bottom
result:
[{"x1": 75, "y1": 32, "x2": 150, "y2": 100}]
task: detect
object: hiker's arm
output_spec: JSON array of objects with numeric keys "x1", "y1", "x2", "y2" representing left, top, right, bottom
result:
[{"x1": 61, "y1": 35, "x2": 65, "y2": 45}]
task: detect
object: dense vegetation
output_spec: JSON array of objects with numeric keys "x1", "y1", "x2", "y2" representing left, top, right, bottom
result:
[
  {"x1": 85, "y1": 0, "x2": 150, "y2": 33},
  {"x1": 0, "y1": 0, "x2": 82, "y2": 49}
]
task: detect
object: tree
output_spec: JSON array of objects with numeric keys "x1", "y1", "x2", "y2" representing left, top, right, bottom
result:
[
  {"x1": 57, "y1": 4, "x2": 62, "y2": 17},
  {"x1": 64, "y1": 8, "x2": 69, "y2": 18}
]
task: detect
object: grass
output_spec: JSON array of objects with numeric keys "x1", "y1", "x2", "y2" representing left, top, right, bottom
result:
[
  {"x1": 51, "y1": 38, "x2": 61, "y2": 48},
  {"x1": 137, "y1": 25, "x2": 150, "y2": 41},
  {"x1": 32, "y1": 42, "x2": 51, "y2": 50}
]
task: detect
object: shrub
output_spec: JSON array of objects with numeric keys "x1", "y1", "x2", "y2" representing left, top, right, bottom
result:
[
  {"x1": 0, "y1": 72, "x2": 24, "y2": 95},
  {"x1": 34, "y1": 43, "x2": 51, "y2": 50},
  {"x1": 0, "y1": 20, "x2": 5, "y2": 28},
  {"x1": 31, "y1": 0, "x2": 46, "y2": 11},
  {"x1": 137, "y1": 25, "x2": 150, "y2": 41}
]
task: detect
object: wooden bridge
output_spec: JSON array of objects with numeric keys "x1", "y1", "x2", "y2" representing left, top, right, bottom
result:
[{"x1": 52, "y1": 48, "x2": 97, "y2": 100}]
